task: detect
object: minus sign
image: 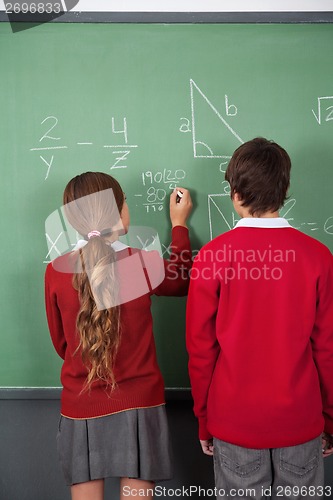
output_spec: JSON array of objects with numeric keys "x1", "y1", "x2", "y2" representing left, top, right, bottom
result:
[
  {"x1": 77, "y1": 143, "x2": 93, "y2": 145},
  {"x1": 134, "y1": 194, "x2": 143, "y2": 197}
]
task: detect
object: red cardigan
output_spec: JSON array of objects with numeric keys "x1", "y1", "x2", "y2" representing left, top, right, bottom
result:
[
  {"x1": 186, "y1": 218, "x2": 333, "y2": 449},
  {"x1": 45, "y1": 226, "x2": 191, "y2": 419}
]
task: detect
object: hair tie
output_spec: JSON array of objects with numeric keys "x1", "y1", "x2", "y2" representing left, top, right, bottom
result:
[{"x1": 87, "y1": 230, "x2": 101, "y2": 239}]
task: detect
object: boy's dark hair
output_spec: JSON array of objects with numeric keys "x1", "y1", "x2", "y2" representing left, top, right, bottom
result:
[{"x1": 225, "y1": 137, "x2": 291, "y2": 216}]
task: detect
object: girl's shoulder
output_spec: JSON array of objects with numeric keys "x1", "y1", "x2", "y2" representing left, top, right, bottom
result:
[{"x1": 46, "y1": 251, "x2": 78, "y2": 277}]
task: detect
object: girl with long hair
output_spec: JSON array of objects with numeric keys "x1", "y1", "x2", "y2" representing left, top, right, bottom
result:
[{"x1": 45, "y1": 172, "x2": 192, "y2": 500}]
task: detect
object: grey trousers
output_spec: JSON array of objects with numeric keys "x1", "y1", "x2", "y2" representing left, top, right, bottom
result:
[{"x1": 213, "y1": 436, "x2": 325, "y2": 499}]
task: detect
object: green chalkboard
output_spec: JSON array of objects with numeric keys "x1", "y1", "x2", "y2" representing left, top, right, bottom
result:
[{"x1": 0, "y1": 22, "x2": 332, "y2": 388}]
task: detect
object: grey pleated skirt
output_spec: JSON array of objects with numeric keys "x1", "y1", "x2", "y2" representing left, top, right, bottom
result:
[{"x1": 56, "y1": 405, "x2": 173, "y2": 486}]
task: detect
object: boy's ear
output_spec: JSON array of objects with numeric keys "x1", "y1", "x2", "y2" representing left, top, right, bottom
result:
[{"x1": 233, "y1": 191, "x2": 242, "y2": 202}]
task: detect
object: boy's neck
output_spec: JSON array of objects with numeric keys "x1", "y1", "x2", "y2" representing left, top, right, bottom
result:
[
  {"x1": 240, "y1": 209, "x2": 280, "y2": 218},
  {"x1": 245, "y1": 212, "x2": 279, "y2": 218},
  {"x1": 232, "y1": 194, "x2": 280, "y2": 219}
]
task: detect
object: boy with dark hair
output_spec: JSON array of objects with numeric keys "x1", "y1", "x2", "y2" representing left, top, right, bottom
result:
[{"x1": 186, "y1": 138, "x2": 333, "y2": 499}]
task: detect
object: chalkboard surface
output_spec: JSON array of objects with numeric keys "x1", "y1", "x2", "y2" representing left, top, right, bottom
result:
[{"x1": 0, "y1": 22, "x2": 332, "y2": 388}]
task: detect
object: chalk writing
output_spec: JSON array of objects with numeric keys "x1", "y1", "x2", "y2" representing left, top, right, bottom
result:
[
  {"x1": 141, "y1": 169, "x2": 186, "y2": 188},
  {"x1": 225, "y1": 95, "x2": 238, "y2": 117},
  {"x1": 324, "y1": 217, "x2": 333, "y2": 235},
  {"x1": 30, "y1": 115, "x2": 138, "y2": 178},
  {"x1": 111, "y1": 151, "x2": 131, "y2": 170},
  {"x1": 40, "y1": 116, "x2": 61, "y2": 142},
  {"x1": 186, "y1": 79, "x2": 243, "y2": 159},
  {"x1": 312, "y1": 96, "x2": 333, "y2": 124},
  {"x1": 40, "y1": 155, "x2": 54, "y2": 181},
  {"x1": 44, "y1": 232, "x2": 63, "y2": 264},
  {"x1": 134, "y1": 168, "x2": 187, "y2": 214}
]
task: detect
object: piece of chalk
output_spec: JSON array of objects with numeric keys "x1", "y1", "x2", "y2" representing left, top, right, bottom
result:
[{"x1": 176, "y1": 190, "x2": 183, "y2": 203}]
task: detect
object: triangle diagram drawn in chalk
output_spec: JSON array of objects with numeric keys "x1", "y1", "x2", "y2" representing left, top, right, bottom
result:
[
  {"x1": 208, "y1": 194, "x2": 240, "y2": 240},
  {"x1": 190, "y1": 79, "x2": 244, "y2": 159}
]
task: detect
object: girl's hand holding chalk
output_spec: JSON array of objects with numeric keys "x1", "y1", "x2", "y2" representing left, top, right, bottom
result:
[{"x1": 170, "y1": 187, "x2": 193, "y2": 228}]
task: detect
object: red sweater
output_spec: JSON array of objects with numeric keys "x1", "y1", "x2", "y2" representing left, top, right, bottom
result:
[
  {"x1": 186, "y1": 218, "x2": 333, "y2": 449},
  {"x1": 45, "y1": 226, "x2": 191, "y2": 419}
]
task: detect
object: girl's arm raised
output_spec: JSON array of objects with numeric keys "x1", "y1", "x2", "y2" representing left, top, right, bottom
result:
[{"x1": 154, "y1": 188, "x2": 193, "y2": 296}]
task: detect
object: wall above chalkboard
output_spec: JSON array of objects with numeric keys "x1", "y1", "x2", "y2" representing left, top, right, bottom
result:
[{"x1": 0, "y1": 22, "x2": 332, "y2": 388}]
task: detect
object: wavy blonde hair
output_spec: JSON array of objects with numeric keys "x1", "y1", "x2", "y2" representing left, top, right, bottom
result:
[{"x1": 63, "y1": 172, "x2": 125, "y2": 392}]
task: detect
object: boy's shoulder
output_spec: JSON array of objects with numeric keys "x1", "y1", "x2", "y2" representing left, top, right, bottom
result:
[
  {"x1": 285, "y1": 227, "x2": 332, "y2": 258},
  {"x1": 198, "y1": 226, "x2": 332, "y2": 261}
]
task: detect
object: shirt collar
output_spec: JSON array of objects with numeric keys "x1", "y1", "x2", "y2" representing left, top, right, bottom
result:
[
  {"x1": 73, "y1": 239, "x2": 129, "y2": 251},
  {"x1": 234, "y1": 217, "x2": 292, "y2": 229}
]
